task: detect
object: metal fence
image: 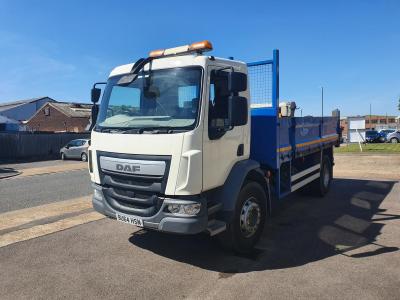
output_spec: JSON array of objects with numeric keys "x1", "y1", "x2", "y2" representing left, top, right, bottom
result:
[{"x1": 0, "y1": 132, "x2": 90, "y2": 161}]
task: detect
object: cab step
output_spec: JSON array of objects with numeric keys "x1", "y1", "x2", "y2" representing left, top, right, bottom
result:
[{"x1": 207, "y1": 219, "x2": 226, "y2": 236}]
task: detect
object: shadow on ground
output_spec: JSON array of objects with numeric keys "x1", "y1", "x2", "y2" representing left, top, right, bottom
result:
[
  {"x1": 0, "y1": 167, "x2": 20, "y2": 179},
  {"x1": 129, "y1": 178, "x2": 399, "y2": 274}
]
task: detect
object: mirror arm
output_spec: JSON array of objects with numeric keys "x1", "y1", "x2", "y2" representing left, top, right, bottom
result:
[
  {"x1": 214, "y1": 66, "x2": 234, "y2": 76},
  {"x1": 93, "y1": 82, "x2": 107, "y2": 89}
]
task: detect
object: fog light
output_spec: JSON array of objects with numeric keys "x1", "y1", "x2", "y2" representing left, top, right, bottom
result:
[
  {"x1": 167, "y1": 203, "x2": 201, "y2": 215},
  {"x1": 94, "y1": 189, "x2": 102, "y2": 199},
  {"x1": 167, "y1": 204, "x2": 181, "y2": 214},
  {"x1": 183, "y1": 203, "x2": 201, "y2": 215}
]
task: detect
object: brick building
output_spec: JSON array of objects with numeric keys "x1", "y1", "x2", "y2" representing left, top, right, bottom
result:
[
  {"x1": 340, "y1": 115, "x2": 399, "y2": 137},
  {"x1": 26, "y1": 102, "x2": 92, "y2": 132},
  {"x1": 0, "y1": 97, "x2": 56, "y2": 122}
]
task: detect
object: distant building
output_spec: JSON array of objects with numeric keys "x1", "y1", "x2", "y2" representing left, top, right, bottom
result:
[
  {"x1": 26, "y1": 102, "x2": 92, "y2": 133},
  {"x1": 0, "y1": 115, "x2": 20, "y2": 132},
  {"x1": 341, "y1": 115, "x2": 399, "y2": 139},
  {"x1": 0, "y1": 97, "x2": 56, "y2": 123}
]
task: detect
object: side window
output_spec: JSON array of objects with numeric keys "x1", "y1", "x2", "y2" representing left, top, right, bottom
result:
[
  {"x1": 68, "y1": 141, "x2": 76, "y2": 147},
  {"x1": 208, "y1": 70, "x2": 229, "y2": 130}
]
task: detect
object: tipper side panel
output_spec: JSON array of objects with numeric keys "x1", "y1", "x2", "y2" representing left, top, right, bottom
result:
[{"x1": 248, "y1": 50, "x2": 279, "y2": 170}]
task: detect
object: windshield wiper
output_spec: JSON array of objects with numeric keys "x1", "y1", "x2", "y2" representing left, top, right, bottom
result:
[
  {"x1": 122, "y1": 127, "x2": 175, "y2": 134},
  {"x1": 96, "y1": 127, "x2": 141, "y2": 133},
  {"x1": 96, "y1": 126, "x2": 188, "y2": 134}
]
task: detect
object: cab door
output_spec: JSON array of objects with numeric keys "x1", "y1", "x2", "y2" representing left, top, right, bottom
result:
[{"x1": 202, "y1": 66, "x2": 249, "y2": 191}]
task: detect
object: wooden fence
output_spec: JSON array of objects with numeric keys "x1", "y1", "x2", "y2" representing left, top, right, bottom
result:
[{"x1": 0, "y1": 132, "x2": 90, "y2": 161}]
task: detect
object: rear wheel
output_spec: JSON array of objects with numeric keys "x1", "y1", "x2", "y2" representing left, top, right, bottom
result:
[
  {"x1": 218, "y1": 181, "x2": 267, "y2": 253},
  {"x1": 309, "y1": 155, "x2": 332, "y2": 197},
  {"x1": 390, "y1": 138, "x2": 399, "y2": 144},
  {"x1": 81, "y1": 153, "x2": 88, "y2": 162}
]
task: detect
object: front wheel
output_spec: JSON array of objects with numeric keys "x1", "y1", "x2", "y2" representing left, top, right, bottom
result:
[
  {"x1": 61, "y1": 152, "x2": 66, "y2": 160},
  {"x1": 218, "y1": 181, "x2": 267, "y2": 253},
  {"x1": 81, "y1": 153, "x2": 88, "y2": 162}
]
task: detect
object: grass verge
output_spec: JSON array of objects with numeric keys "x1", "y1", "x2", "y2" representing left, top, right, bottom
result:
[{"x1": 335, "y1": 143, "x2": 400, "y2": 153}]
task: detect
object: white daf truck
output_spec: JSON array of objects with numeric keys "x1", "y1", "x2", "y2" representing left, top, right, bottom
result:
[{"x1": 89, "y1": 41, "x2": 340, "y2": 253}]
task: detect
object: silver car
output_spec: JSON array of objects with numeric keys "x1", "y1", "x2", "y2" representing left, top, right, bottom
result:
[
  {"x1": 60, "y1": 139, "x2": 90, "y2": 161},
  {"x1": 386, "y1": 131, "x2": 400, "y2": 143}
]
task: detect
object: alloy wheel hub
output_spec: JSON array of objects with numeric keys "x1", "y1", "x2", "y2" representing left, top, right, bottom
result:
[{"x1": 240, "y1": 197, "x2": 261, "y2": 238}]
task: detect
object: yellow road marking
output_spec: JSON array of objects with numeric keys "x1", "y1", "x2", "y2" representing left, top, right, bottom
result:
[
  {"x1": 0, "y1": 212, "x2": 105, "y2": 248},
  {"x1": 16, "y1": 163, "x2": 88, "y2": 178},
  {"x1": 0, "y1": 196, "x2": 92, "y2": 231}
]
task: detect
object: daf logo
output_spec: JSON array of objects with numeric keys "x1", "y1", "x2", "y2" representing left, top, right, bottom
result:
[{"x1": 116, "y1": 163, "x2": 141, "y2": 173}]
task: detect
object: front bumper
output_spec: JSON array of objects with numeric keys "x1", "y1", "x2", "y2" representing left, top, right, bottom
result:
[{"x1": 92, "y1": 183, "x2": 208, "y2": 234}]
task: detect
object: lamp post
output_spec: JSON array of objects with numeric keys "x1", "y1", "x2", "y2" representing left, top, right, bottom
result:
[
  {"x1": 369, "y1": 103, "x2": 371, "y2": 127},
  {"x1": 321, "y1": 86, "x2": 324, "y2": 118},
  {"x1": 321, "y1": 86, "x2": 324, "y2": 137}
]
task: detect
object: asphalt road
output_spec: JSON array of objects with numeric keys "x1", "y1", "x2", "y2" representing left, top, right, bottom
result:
[
  {"x1": 0, "y1": 158, "x2": 399, "y2": 299},
  {"x1": 0, "y1": 167, "x2": 91, "y2": 213}
]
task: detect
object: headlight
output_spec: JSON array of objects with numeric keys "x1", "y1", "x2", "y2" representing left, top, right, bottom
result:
[
  {"x1": 167, "y1": 204, "x2": 181, "y2": 214},
  {"x1": 183, "y1": 203, "x2": 201, "y2": 215},
  {"x1": 167, "y1": 203, "x2": 201, "y2": 216}
]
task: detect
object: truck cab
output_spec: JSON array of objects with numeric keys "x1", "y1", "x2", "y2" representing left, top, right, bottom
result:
[{"x1": 89, "y1": 41, "x2": 339, "y2": 253}]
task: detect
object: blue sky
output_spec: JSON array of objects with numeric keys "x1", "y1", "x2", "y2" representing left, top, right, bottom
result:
[{"x1": 0, "y1": 0, "x2": 399, "y2": 116}]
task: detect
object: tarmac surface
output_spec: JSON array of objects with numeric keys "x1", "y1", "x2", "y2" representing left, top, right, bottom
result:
[{"x1": 0, "y1": 156, "x2": 399, "y2": 299}]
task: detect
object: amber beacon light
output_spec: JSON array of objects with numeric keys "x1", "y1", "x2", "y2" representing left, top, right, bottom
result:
[{"x1": 149, "y1": 40, "x2": 213, "y2": 58}]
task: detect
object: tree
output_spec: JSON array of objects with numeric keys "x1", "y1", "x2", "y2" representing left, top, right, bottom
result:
[{"x1": 398, "y1": 97, "x2": 400, "y2": 111}]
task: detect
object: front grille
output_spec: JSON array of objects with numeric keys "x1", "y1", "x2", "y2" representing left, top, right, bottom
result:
[{"x1": 97, "y1": 151, "x2": 171, "y2": 217}]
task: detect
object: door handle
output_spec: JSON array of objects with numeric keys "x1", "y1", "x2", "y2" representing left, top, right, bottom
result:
[{"x1": 237, "y1": 144, "x2": 244, "y2": 156}]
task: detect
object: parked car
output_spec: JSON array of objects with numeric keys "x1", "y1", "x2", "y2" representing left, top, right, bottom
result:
[
  {"x1": 378, "y1": 129, "x2": 395, "y2": 142},
  {"x1": 60, "y1": 139, "x2": 90, "y2": 161},
  {"x1": 386, "y1": 131, "x2": 400, "y2": 143},
  {"x1": 365, "y1": 130, "x2": 381, "y2": 143}
]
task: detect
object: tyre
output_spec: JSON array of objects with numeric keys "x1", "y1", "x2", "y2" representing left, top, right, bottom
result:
[
  {"x1": 390, "y1": 138, "x2": 399, "y2": 144},
  {"x1": 81, "y1": 152, "x2": 88, "y2": 162},
  {"x1": 218, "y1": 181, "x2": 267, "y2": 254},
  {"x1": 309, "y1": 155, "x2": 332, "y2": 197},
  {"x1": 61, "y1": 152, "x2": 66, "y2": 160}
]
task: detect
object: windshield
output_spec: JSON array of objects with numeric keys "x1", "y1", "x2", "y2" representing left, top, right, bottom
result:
[{"x1": 96, "y1": 67, "x2": 202, "y2": 132}]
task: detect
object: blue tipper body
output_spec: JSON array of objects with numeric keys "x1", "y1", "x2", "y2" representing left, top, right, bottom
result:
[{"x1": 247, "y1": 50, "x2": 340, "y2": 199}]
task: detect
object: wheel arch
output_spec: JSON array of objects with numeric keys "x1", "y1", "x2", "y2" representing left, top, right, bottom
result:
[
  {"x1": 212, "y1": 159, "x2": 271, "y2": 222},
  {"x1": 245, "y1": 169, "x2": 271, "y2": 215}
]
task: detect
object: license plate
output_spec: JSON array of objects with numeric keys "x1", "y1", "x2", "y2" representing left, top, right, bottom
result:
[{"x1": 116, "y1": 213, "x2": 143, "y2": 227}]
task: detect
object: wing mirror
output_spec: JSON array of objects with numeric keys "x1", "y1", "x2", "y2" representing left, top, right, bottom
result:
[
  {"x1": 228, "y1": 71, "x2": 247, "y2": 93},
  {"x1": 91, "y1": 87, "x2": 101, "y2": 104},
  {"x1": 228, "y1": 96, "x2": 248, "y2": 126},
  {"x1": 90, "y1": 82, "x2": 106, "y2": 130},
  {"x1": 227, "y1": 71, "x2": 248, "y2": 126}
]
